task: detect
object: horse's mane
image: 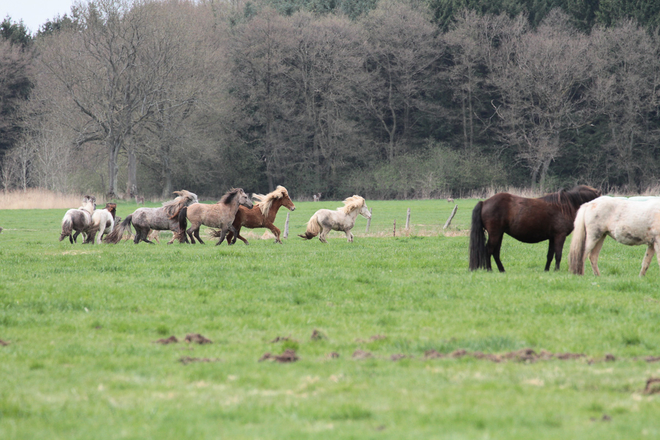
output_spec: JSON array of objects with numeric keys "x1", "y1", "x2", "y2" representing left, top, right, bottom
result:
[
  {"x1": 219, "y1": 188, "x2": 243, "y2": 205},
  {"x1": 163, "y1": 190, "x2": 196, "y2": 218},
  {"x1": 539, "y1": 185, "x2": 600, "y2": 215},
  {"x1": 339, "y1": 195, "x2": 366, "y2": 214},
  {"x1": 253, "y1": 185, "x2": 289, "y2": 217}
]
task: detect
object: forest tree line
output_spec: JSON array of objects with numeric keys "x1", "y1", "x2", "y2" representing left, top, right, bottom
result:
[{"x1": 1, "y1": 0, "x2": 659, "y2": 199}]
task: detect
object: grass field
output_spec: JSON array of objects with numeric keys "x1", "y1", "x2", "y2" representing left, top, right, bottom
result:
[{"x1": 1, "y1": 198, "x2": 659, "y2": 439}]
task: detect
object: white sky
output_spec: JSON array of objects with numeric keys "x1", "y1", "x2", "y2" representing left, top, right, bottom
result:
[{"x1": 1, "y1": 0, "x2": 77, "y2": 35}]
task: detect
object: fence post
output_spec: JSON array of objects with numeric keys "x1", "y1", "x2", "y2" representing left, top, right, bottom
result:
[
  {"x1": 283, "y1": 212, "x2": 290, "y2": 239},
  {"x1": 444, "y1": 205, "x2": 458, "y2": 229},
  {"x1": 405, "y1": 208, "x2": 411, "y2": 230},
  {"x1": 365, "y1": 208, "x2": 372, "y2": 233},
  {"x1": 393, "y1": 219, "x2": 396, "y2": 237}
]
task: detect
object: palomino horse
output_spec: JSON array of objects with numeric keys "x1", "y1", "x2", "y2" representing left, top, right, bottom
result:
[
  {"x1": 569, "y1": 196, "x2": 660, "y2": 276},
  {"x1": 299, "y1": 195, "x2": 371, "y2": 243},
  {"x1": 104, "y1": 190, "x2": 198, "y2": 244},
  {"x1": 59, "y1": 195, "x2": 96, "y2": 243},
  {"x1": 469, "y1": 185, "x2": 601, "y2": 272},
  {"x1": 226, "y1": 185, "x2": 295, "y2": 245},
  {"x1": 80, "y1": 203, "x2": 116, "y2": 244},
  {"x1": 179, "y1": 188, "x2": 253, "y2": 245}
]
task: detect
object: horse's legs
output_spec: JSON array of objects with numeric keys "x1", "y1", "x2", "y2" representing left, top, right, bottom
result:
[
  {"x1": 640, "y1": 241, "x2": 658, "y2": 276},
  {"x1": 586, "y1": 234, "x2": 607, "y2": 276},
  {"x1": 551, "y1": 234, "x2": 567, "y2": 271},
  {"x1": 319, "y1": 227, "x2": 331, "y2": 243},
  {"x1": 186, "y1": 227, "x2": 196, "y2": 244},
  {"x1": 194, "y1": 226, "x2": 205, "y2": 244},
  {"x1": 265, "y1": 222, "x2": 281, "y2": 244},
  {"x1": 486, "y1": 233, "x2": 504, "y2": 272},
  {"x1": 215, "y1": 229, "x2": 227, "y2": 245},
  {"x1": 345, "y1": 230, "x2": 354, "y2": 243},
  {"x1": 545, "y1": 238, "x2": 555, "y2": 271}
]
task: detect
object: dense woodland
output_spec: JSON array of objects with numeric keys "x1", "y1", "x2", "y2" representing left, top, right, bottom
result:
[{"x1": 1, "y1": 0, "x2": 659, "y2": 199}]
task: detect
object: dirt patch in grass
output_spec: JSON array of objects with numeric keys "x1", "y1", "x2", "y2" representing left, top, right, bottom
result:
[
  {"x1": 327, "y1": 352, "x2": 340, "y2": 359},
  {"x1": 423, "y1": 348, "x2": 592, "y2": 363},
  {"x1": 270, "y1": 335, "x2": 294, "y2": 343},
  {"x1": 390, "y1": 354, "x2": 409, "y2": 361},
  {"x1": 153, "y1": 336, "x2": 179, "y2": 344},
  {"x1": 353, "y1": 349, "x2": 372, "y2": 360},
  {"x1": 643, "y1": 378, "x2": 660, "y2": 394},
  {"x1": 311, "y1": 329, "x2": 325, "y2": 341},
  {"x1": 185, "y1": 333, "x2": 212, "y2": 344},
  {"x1": 179, "y1": 357, "x2": 222, "y2": 365},
  {"x1": 0, "y1": 339, "x2": 10, "y2": 346},
  {"x1": 259, "y1": 349, "x2": 299, "y2": 363}
]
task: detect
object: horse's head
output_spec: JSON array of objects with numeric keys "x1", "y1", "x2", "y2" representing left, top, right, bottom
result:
[
  {"x1": 277, "y1": 186, "x2": 295, "y2": 211},
  {"x1": 104, "y1": 202, "x2": 117, "y2": 219},
  {"x1": 80, "y1": 195, "x2": 96, "y2": 214},
  {"x1": 237, "y1": 189, "x2": 254, "y2": 209},
  {"x1": 360, "y1": 203, "x2": 371, "y2": 219}
]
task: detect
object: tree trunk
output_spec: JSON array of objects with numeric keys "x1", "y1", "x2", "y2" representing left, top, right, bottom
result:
[
  {"x1": 107, "y1": 137, "x2": 121, "y2": 198},
  {"x1": 126, "y1": 144, "x2": 138, "y2": 199}
]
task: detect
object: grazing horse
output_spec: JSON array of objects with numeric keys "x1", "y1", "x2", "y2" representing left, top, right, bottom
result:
[
  {"x1": 226, "y1": 185, "x2": 296, "y2": 245},
  {"x1": 569, "y1": 196, "x2": 660, "y2": 276},
  {"x1": 469, "y1": 185, "x2": 601, "y2": 272},
  {"x1": 179, "y1": 188, "x2": 253, "y2": 245},
  {"x1": 299, "y1": 195, "x2": 371, "y2": 243},
  {"x1": 104, "y1": 190, "x2": 198, "y2": 244},
  {"x1": 59, "y1": 195, "x2": 96, "y2": 243}
]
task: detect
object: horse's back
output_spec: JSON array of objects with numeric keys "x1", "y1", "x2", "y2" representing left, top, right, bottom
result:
[
  {"x1": 584, "y1": 196, "x2": 660, "y2": 244},
  {"x1": 481, "y1": 193, "x2": 570, "y2": 243}
]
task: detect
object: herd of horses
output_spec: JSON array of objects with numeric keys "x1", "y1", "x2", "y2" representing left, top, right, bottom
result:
[
  {"x1": 59, "y1": 186, "x2": 371, "y2": 247},
  {"x1": 57, "y1": 184, "x2": 660, "y2": 276}
]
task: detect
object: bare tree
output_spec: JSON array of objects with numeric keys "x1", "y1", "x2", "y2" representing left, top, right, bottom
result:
[
  {"x1": 38, "y1": 0, "x2": 163, "y2": 197},
  {"x1": 590, "y1": 21, "x2": 660, "y2": 190},
  {"x1": 359, "y1": 1, "x2": 442, "y2": 162},
  {"x1": 491, "y1": 10, "x2": 594, "y2": 190}
]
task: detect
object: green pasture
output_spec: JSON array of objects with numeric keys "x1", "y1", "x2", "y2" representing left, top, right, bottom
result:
[{"x1": 0, "y1": 199, "x2": 659, "y2": 439}]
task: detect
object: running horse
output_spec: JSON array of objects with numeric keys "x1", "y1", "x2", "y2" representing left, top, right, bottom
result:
[
  {"x1": 226, "y1": 185, "x2": 296, "y2": 245},
  {"x1": 59, "y1": 195, "x2": 96, "y2": 243},
  {"x1": 179, "y1": 188, "x2": 253, "y2": 245},
  {"x1": 469, "y1": 185, "x2": 601, "y2": 272},
  {"x1": 104, "y1": 190, "x2": 198, "y2": 244},
  {"x1": 299, "y1": 195, "x2": 371, "y2": 243}
]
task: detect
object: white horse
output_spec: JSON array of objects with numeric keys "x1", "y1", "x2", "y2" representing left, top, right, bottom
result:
[
  {"x1": 568, "y1": 196, "x2": 660, "y2": 276},
  {"x1": 59, "y1": 195, "x2": 96, "y2": 243},
  {"x1": 299, "y1": 195, "x2": 371, "y2": 243},
  {"x1": 85, "y1": 206, "x2": 116, "y2": 244}
]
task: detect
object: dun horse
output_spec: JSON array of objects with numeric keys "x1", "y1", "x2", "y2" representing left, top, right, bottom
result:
[
  {"x1": 226, "y1": 185, "x2": 295, "y2": 245},
  {"x1": 179, "y1": 188, "x2": 253, "y2": 245},
  {"x1": 299, "y1": 195, "x2": 371, "y2": 243},
  {"x1": 104, "y1": 190, "x2": 198, "y2": 244},
  {"x1": 469, "y1": 185, "x2": 601, "y2": 272},
  {"x1": 569, "y1": 196, "x2": 660, "y2": 276},
  {"x1": 59, "y1": 195, "x2": 96, "y2": 243}
]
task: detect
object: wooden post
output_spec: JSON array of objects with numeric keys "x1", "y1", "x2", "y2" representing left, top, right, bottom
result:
[
  {"x1": 365, "y1": 208, "x2": 372, "y2": 233},
  {"x1": 405, "y1": 208, "x2": 411, "y2": 230},
  {"x1": 443, "y1": 205, "x2": 458, "y2": 229},
  {"x1": 283, "y1": 212, "x2": 290, "y2": 239},
  {"x1": 393, "y1": 219, "x2": 396, "y2": 237}
]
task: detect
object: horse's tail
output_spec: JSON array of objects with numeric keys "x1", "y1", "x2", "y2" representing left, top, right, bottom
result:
[
  {"x1": 468, "y1": 201, "x2": 488, "y2": 270},
  {"x1": 104, "y1": 215, "x2": 133, "y2": 244},
  {"x1": 59, "y1": 214, "x2": 72, "y2": 241},
  {"x1": 175, "y1": 206, "x2": 189, "y2": 243},
  {"x1": 568, "y1": 206, "x2": 587, "y2": 275},
  {"x1": 298, "y1": 212, "x2": 321, "y2": 240}
]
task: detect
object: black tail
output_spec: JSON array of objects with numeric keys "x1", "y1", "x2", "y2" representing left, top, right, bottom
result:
[
  {"x1": 104, "y1": 215, "x2": 133, "y2": 244},
  {"x1": 469, "y1": 201, "x2": 488, "y2": 270},
  {"x1": 177, "y1": 207, "x2": 188, "y2": 243}
]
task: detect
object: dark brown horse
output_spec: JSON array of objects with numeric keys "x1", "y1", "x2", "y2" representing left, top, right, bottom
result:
[
  {"x1": 469, "y1": 185, "x2": 601, "y2": 272},
  {"x1": 226, "y1": 185, "x2": 295, "y2": 245}
]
